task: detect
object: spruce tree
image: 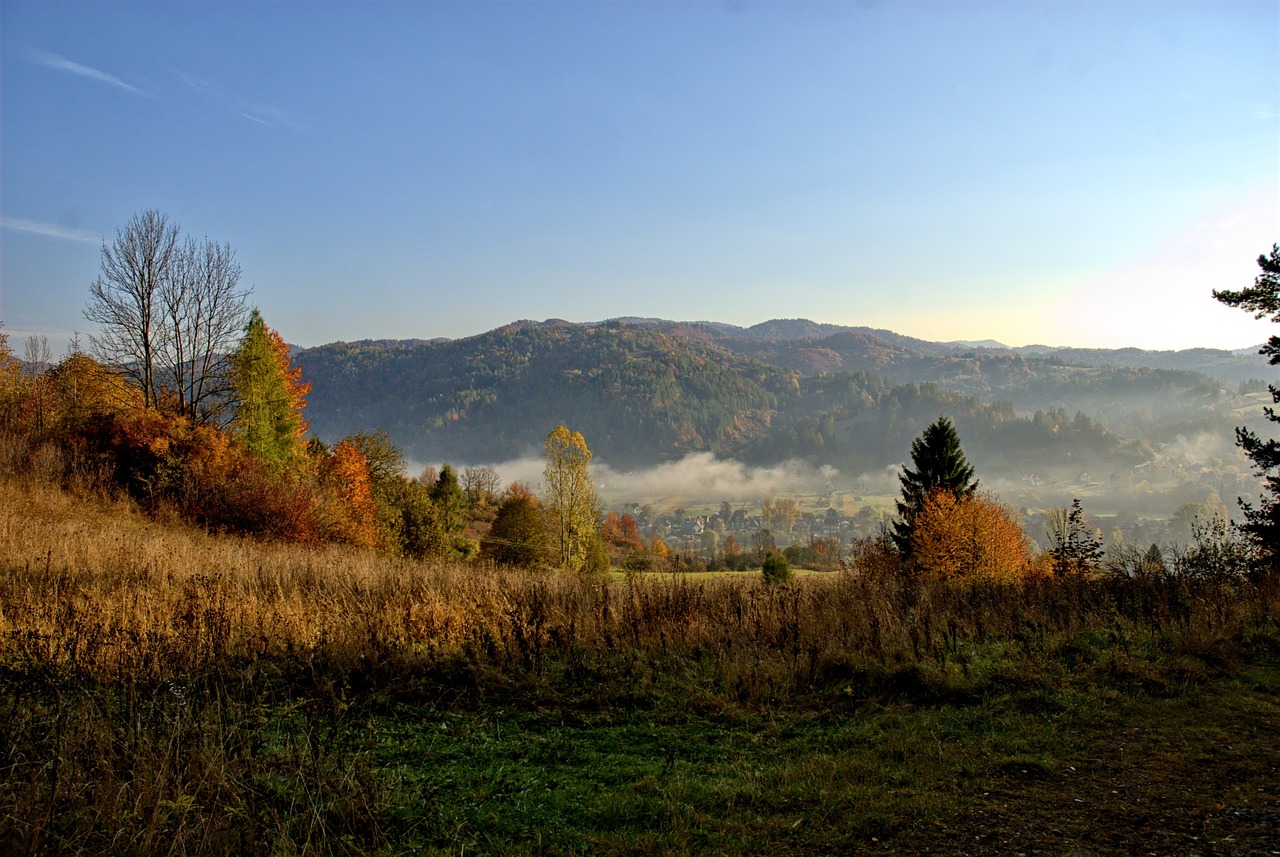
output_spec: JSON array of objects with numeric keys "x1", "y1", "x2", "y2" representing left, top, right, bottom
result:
[
  {"x1": 892, "y1": 416, "x2": 978, "y2": 557},
  {"x1": 1212, "y1": 244, "x2": 1280, "y2": 564},
  {"x1": 1047, "y1": 498, "x2": 1104, "y2": 576}
]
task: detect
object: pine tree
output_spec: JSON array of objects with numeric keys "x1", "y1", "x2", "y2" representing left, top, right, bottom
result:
[
  {"x1": 1212, "y1": 244, "x2": 1280, "y2": 563},
  {"x1": 1047, "y1": 498, "x2": 1104, "y2": 576},
  {"x1": 892, "y1": 416, "x2": 978, "y2": 557},
  {"x1": 228, "y1": 309, "x2": 310, "y2": 471}
]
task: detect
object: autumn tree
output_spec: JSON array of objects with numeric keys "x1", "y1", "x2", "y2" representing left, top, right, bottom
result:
[
  {"x1": 49, "y1": 351, "x2": 140, "y2": 431},
  {"x1": 316, "y1": 439, "x2": 380, "y2": 548},
  {"x1": 910, "y1": 489, "x2": 1032, "y2": 581},
  {"x1": 0, "y1": 330, "x2": 18, "y2": 426},
  {"x1": 20, "y1": 336, "x2": 53, "y2": 433},
  {"x1": 543, "y1": 424, "x2": 597, "y2": 572},
  {"x1": 771, "y1": 497, "x2": 800, "y2": 536},
  {"x1": 227, "y1": 309, "x2": 310, "y2": 471},
  {"x1": 892, "y1": 416, "x2": 978, "y2": 558},
  {"x1": 342, "y1": 429, "x2": 447, "y2": 558},
  {"x1": 1212, "y1": 244, "x2": 1280, "y2": 561}
]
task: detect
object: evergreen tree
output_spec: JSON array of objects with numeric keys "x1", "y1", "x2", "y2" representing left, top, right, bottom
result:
[
  {"x1": 1212, "y1": 244, "x2": 1280, "y2": 563},
  {"x1": 431, "y1": 462, "x2": 466, "y2": 534},
  {"x1": 228, "y1": 309, "x2": 310, "y2": 471},
  {"x1": 892, "y1": 416, "x2": 978, "y2": 557},
  {"x1": 1047, "y1": 498, "x2": 1104, "y2": 576}
]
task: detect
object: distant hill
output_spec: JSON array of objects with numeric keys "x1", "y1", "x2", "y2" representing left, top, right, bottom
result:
[
  {"x1": 298, "y1": 321, "x2": 799, "y2": 468},
  {"x1": 293, "y1": 317, "x2": 1248, "y2": 484}
]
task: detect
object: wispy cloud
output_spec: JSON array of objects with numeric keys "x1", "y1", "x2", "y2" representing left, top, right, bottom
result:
[
  {"x1": 1254, "y1": 105, "x2": 1277, "y2": 121},
  {"x1": 177, "y1": 70, "x2": 212, "y2": 91},
  {"x1": 1, "y1": 217, "x2": 101, "y2": 245},
  {"x1": 30, "y1": 50, "x2": 147, "y2": 97},
  {"x1": 238, "y1": 104, "x2": 305, "y2": 131}
]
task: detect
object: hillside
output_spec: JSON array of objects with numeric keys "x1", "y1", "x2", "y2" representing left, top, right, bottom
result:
[
  {"x1": 295, "y1": 318, "x2": 1206, "y2": 492},
  {"x1": 298, "y1": 320, "x2": 799, "y2": 468}
]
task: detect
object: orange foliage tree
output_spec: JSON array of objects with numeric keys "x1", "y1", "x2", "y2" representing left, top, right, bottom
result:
[
  {"x1": 909, "y1": 489, "x2": 1033, "y2": 581},
  {"x1": 316, "y1": 439, "x2": 380, "y2": 548},
  {"x1": 601, "y1": 511, "x2": 642, "y2": 550}
]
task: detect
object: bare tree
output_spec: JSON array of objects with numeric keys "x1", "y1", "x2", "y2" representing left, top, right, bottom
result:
[
  {"x1": 17, "y1": 335, "x2": 53, "y2": 432},
  {"x1": 84, "y1": 210, "x2": 249, "y2": 419},
  {"x1": 22, "y1": 335, "x2": 51, "y2": 377},
  {"x1": 158, "y1": 236, "x2": 250, "y2": 421},
  {"x1": 85, "y1": 210, "x2": 180, "y2": 408},
  {"x1": 462, "y1": 464, "x2": 502, "y2": 506}
]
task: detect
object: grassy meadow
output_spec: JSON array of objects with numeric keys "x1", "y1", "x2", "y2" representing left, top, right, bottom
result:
[{"x1": 2, "y1": 471, "x2": 1279, "y2": 855}]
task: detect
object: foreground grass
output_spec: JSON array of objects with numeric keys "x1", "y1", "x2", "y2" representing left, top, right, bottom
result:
[
  {"x1": 363, "y1": 657, "x2": 1280, "y2": 855},
  {"x1": 2, "y1": 475, "x2": 1277, "y2": 854}
]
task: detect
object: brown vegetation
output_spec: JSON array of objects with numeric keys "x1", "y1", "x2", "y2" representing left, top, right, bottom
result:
[{"x1": 1, "y1": 441, "x2": 1278, "y2": 852}]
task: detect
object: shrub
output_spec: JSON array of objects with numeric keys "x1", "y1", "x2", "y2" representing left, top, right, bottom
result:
[{"x1": 761, "y1": 550, "x2": 793, "y2": 586}]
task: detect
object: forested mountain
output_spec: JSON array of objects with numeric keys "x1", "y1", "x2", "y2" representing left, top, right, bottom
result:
[
  {"x1": 298, "y1": 321, "x2": 799, "y2": 468},
  {"x1": 294, "y1": 318, "x2": 1236, "y2": 485}
]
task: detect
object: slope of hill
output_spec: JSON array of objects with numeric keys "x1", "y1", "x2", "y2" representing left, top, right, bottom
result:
[
  {"x1": 296, "y1": 318, "x2": 1186, "y2": 491},
  {"x1": 298, "y1": 321, "x2": 799, "y2": 468}
]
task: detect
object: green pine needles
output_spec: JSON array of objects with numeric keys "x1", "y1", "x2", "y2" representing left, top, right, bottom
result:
[{"x1": 892, "y1": 416, "x2": 978, "y2": 558}]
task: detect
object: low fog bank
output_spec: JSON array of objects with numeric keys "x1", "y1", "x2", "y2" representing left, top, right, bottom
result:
[
  {"x1": 594, "y1": 454, "x2": 840, "y2": 504},
  {"x1": 1164, "y1": 431, "x2": 1248, "y2": 466},
  {"x1": 423, "y1": 452, "x2": 843, "y2": 506}
]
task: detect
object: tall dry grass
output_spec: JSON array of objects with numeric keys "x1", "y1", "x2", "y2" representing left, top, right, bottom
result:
[
  {"x1": 2, "y1": 467, "x2": 1278, "y2": 854},
  {"x1": 3, "y1": 471, "x2": 1276, "y2": 704}
]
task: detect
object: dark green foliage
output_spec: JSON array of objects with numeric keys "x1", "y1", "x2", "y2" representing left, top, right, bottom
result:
[
  {"x1": 430, "y1": 462, "x2": 465, "y2": 534},
  {"x1": 393, "y1": 479, "x2": 450, "y2": 560},
  {"x1": 892, "y1": 417, "x2": 978, "y2": 556},
  {"x1": 348, "y1": 427, "x2": 405, "y2": 488},
  {"x1": 482, "y1": 492, "x2": 548, "y2": 567},
  {"x1": 761, "y1": 550, "x2": 792, "y2": 586},
  {"x1": 1212, "y1": 244, "x2": 1280, "y2": 563},
  {"x1": 782, "y1": 542, "x2": 818, "y2": 568},
  {"x1": 345, "y1": 429, "x2": 450, "y2": 559},
  {"x1": 583, "y1": 530, "x2": 612, "y2": 575}
]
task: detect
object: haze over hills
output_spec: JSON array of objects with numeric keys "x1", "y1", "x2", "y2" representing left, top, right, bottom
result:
[{"x1": 296, "y1": 317, "x2": 1268, "y2": 519}]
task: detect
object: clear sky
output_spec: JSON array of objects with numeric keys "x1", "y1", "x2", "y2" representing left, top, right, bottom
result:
[{"x1": 2, "y1": 0, "x2": 1276, "y2": 353}]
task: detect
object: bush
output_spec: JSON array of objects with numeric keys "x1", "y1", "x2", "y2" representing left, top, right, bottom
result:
[{"x1": 761, "y1": 550, "x2": 793, "y2": 586}]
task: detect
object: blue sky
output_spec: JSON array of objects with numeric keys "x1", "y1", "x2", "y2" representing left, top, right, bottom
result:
[{"x1": 2, "y1": 0, "x2": 1276, "y2": 353}]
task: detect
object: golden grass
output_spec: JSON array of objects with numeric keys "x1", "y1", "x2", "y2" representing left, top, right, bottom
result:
[
  {"x1": 4, "y1": 471, "x2": 1275, "y2": 709},
  {"x1": 2, "y1": 471, "x2": 1279, "y2": 855}
]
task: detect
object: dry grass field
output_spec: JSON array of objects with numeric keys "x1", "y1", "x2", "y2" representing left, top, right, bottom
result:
[{"x1": 2, "y1": 471, "x2": 1278, "y2": 854}]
